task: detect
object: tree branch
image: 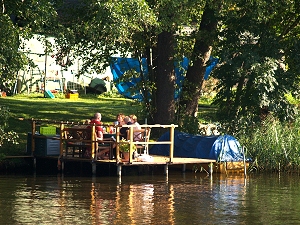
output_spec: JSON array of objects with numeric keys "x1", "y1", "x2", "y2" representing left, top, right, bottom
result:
[{"x1": 281, "y1": 15, "x2": 300, "y2": 38}]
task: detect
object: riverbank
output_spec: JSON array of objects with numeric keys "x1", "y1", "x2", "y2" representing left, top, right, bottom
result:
[{"x1": 3, "y1": 94, "x2": 300, "y2": 173}]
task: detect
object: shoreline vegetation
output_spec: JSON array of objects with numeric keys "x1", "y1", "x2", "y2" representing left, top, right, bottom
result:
[{"x1": 1, "y1": 93, "x2": 300, "y2": 173}]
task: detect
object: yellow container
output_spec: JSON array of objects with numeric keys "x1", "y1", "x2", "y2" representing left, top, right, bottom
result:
[
  {"x1": 40, "y1": 126, "x2": 57, "y2": 135},
  {"x1": 65, "y1": 93, "x2": 79, "y2": 99}
]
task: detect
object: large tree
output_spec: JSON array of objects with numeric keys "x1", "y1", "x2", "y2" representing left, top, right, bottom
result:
[
  {"x1": 178, "y1": 2, "x2": 220, "y2": 118},
  {"x1": 212, "y1": 0, "x2": 300, "y2": 133},
  {"x1": 56, "y1": 0, "x2": 208, "y2": 124}
]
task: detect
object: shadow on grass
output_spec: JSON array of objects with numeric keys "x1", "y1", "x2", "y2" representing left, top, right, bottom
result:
[{"x1": 0, "y1": 96, "x2": 142, "y2": 153}]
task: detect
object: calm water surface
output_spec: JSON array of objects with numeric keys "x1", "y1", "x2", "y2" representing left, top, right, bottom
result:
[{"x1": 0, "y1": 172, "x2": 300, "y2": 224}]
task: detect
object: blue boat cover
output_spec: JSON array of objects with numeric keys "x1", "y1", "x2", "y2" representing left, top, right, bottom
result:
[
  {"x1": 110, "y1": 56, "x2": 218, "y2": 100},
  {"x1": 149, "y1": 131, "x2": 244, "y2": 162}
]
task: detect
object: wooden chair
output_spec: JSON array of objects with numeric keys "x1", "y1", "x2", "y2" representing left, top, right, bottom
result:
[
  {"x1": 127, "y1": 128, "x2": 151, "y2": 155},
  {"x1": 64, "y1": 127, "x2": 92, "y2": 157},
  {"x1": 63, "y1": 125, "x2": 116, "y2": 159}
]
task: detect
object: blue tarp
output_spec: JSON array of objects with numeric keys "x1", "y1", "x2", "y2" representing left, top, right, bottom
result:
[
  {"x1": 110, "y1": 57, "x2": 148, "y2": 99},
  {"x1": 149, "y1": 131, "x2": 244, "y2": 162},
  {"x1": 110, "y1": 56, "x2": 219, "y2": 100}
]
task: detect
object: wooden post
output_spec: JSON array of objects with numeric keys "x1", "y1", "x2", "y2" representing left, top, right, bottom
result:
[
  {"x1": 57, "y1": 156, "x2": 62, "y2": 171},
  {"x1": 31, "y1": 119, "x2": 36, "y2": 156},
  {"x1": 91, "y1": 124, "x2": 96, "y2": 174},
  {"x1": 117, "y1": 165, "x2": 122, "y2": 177},
  {"x1": 92, "y1": 162, "x2": 96, "y2": 175},
  {"x1": 33, "y1": 157, "x2": 36, "y2": 170},
  {"x1": 242, "y1": 146, "x2": 247, "y2": 178},
  {"x1": 164, "y1": 164, "x2": 169, "y2": 176},
  {"x1": 169, "y1": 124, "x2": 175, "y2": 163},
  {"x1": 182, "y1": 164, "x2": 186, "y2": 173},
  {"x1": 209, "y1": 162, "x2": 213, "y2": 175},
  {"x1": 58, "y1": 123, "x2": 65, "y2": 172},
  {"x1": 59, "y1": 122, "x2": 64, "y2": 156},
  {"x1": 116, "y1": 126, "x2": 120, "y2": 162},
  {"x1": 128, "y1": 126, "x2": 134, "y2": 163},
  {"x1": 91, "y1": 124, "x2": 96, "y2": 159}
]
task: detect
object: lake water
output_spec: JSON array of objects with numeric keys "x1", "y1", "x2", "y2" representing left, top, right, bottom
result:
[{"x1": 0, "y1": 171, "x2": 300, "y2": 224}]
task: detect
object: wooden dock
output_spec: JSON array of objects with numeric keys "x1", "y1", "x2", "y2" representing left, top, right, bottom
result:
[
  {"x1": 3, "y1": 154, "x2": 216, "y2": 176},
  {"x1": 25, "y1": 119, "x2": 217, "y2": 177},
  {"x1": 57, "y1": 154, "x2": 216, "y2": 176}
]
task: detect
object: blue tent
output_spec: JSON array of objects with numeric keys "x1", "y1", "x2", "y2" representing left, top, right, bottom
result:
[
  {"x1": 149, "y1": 131, "x2": 245, "y2": 162},
  {"x1": 110, "y1": 56, "x2": 218, "y2": 100}
]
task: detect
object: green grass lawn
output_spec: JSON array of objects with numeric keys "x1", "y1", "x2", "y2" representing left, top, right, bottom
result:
[{"x1": 0, "y1": 94, "x2": 142, "y2": 155}]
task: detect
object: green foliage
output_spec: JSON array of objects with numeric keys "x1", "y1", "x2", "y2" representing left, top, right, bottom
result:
[
  {"x1": 238, "y1": 116, "x2": 300, "y2": 172},
  {"x1": 1, "y1": 0, "x2": 300, "y2": 130},
  {"x1": 177, "y1": 115, "x2": 200, "y2": 134},
  {"x1": 0, "y1": 0, "x2": 61, "y2": 92},
  {"x1": 177, "y1": 111, "x2": 220, "y2": 136},
  {"x1": 0, "y1": 106, "x2": 19, "y2": 150},
  {"x1": 0, "y1": 15, "x2": 26, "y2": 92},
  {"x1": 114, "y1": 66, "x2": 155, "y2": 121},
  {"x1": 285, "y1": 93, "x2": 300, "y2": 105},
  {"x1": 212, "y1": 0, "x2": 300, "y2": 131},
  {"x1": 118, "y1": 138, "x2": 137, "y2": 152},
  {"x1": 53, "y1": 0, "x2": 208, "y2": 124},
  {"x1": 56, "y1": 0, "x2": 158, "y2": 75},
  {"x1": 99, "y1": 89, "x2": 124, "y2": 99},
  {"x1": 0, "y1": 106, "x2": 10, "y2": 128}
]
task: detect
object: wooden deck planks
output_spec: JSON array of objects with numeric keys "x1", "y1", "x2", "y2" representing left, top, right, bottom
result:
[{"x1": 59, "y1": 154, "x2": 215, "y2": 165}]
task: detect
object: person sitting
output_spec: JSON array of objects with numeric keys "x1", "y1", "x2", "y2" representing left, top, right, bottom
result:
[
  {"x1": 130, "y1": 114, "x2": 142, "y2": 141},
  {"x1": 84, "y1": 112, "x2": 111, "y2": 159},
  {"x1": 119, "y1": 116, "x2": 132, "y2": 140},
  {"x1": 90, "y1": 112, "x2": 103, "y2": 141},
  {"x1": 116, "y1": 113, "x2": 125, "y2": 126}
]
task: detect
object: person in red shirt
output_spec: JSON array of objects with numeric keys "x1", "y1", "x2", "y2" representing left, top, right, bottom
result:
[
  {"x1": 90, "y1": 112, "x2": 103, "y2": 140},
  {"x1": 84, "y1": 112, "x2": 105, "y2": 158},
  {"x1": 91, "y1": 112, "x2": 116, "y2": 160}
]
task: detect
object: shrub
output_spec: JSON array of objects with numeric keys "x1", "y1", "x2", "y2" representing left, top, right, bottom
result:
[
  {"x1": 0, "y1": 106, "x2": 19, "y2": 154},
  {"x1": 238, "y1": 115, "x2": 300, "y2": 172}
]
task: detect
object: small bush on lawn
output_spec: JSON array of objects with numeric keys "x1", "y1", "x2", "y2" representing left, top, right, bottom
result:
[{"x1": 0, "y1": 106, "x2": 19, "y2": 156}]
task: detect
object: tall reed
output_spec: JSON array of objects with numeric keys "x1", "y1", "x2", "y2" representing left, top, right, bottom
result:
[{"x1": 238, "y1": 116, "x2": 300, "y2": 172}]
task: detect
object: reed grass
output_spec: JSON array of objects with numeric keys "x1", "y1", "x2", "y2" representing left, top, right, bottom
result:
[{"x1": 238, "y1": 116, "x2": 300, "y2": 172}]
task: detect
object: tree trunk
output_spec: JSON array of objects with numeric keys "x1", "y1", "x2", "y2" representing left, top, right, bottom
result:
[
  {"x1": 153, "y1": 31, "x2": 175, "y2": 124},
  {"x1": 234, "y1": 73, "x2": 246, "y2": 118},
  {"x1": 179, "y1": 6, "x2": 219, "y2": 117}
]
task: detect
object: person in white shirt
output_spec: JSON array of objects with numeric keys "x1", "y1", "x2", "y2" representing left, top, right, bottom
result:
[{"x1": 130, "y1": 114, "x2": 142, "y2": 141}]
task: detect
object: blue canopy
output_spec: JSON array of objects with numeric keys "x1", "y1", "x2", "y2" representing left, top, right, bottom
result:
[
  {"x1": 149, "y1": 131, "x2": 244, "y2": 162},
  {"x1": 110, "y1": 56, "x2": 218, "y2": 100}
]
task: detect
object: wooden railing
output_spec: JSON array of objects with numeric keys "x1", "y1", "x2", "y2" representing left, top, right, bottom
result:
[
  {"x1": 117, "y1": 124, "x2": 178, "y2": 163},
  {"x1": 29, "y1": 119, "x2": 178, "y2": 163}
]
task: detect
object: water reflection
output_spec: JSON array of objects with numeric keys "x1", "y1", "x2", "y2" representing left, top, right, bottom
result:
[{"x1": 1, "y1": 173, "x2": 300, "y2": 224}]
